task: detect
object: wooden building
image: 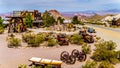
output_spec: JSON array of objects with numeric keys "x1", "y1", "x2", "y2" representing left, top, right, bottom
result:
[{"x1": 6, "y1": 10, "x2": 42, "y2": 33}]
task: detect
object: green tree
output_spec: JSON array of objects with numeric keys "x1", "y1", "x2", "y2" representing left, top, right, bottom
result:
[
  {"x1": 49, "y1": 16, "x2": 56, "y2": 25},
  {"x1": 42, "y1": 11, "x2": 56, "y2": 27},
  {"x1": 0, "y1": 16, "x2": 4, "y2": 34},
  {"x1": 72, "y1": 16, "x2": 79, "y2": 24},
  {"x1": 72, "y1": 16, "x2": 84, "y2": 25},
  {"x1": 25, "y1": 13, "x2": 33, "y2": 28},
  {"x1": 57, "y1": 16, "x2": 64, "y2": 24},
  {"x1": 42, "y1": 11, "x2": 50, "y2": 25},
  {"x1": 0, "y1": 16, "x2": 4, "y2": 27}
]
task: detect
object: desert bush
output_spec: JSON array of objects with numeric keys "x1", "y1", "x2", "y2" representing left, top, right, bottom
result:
[
  {"x1": 18, "y1": 64, "x2": 27, "y2": 68},
  {"x1": 31, "y1": 65, "x2": 43, "y2": 68},
  {"x1": 0, "y1": 27, "x2": 4, "y2": 34},
  {"x1": 22, "y1": 33, "x2": 35, "y2": 43},
  {"x1": 109, "y1": 57, "x2": 120, "y2": 64},
  {"x1": 82, "y1": 60, "x2": 97, "y2": 68},
  {"x1": 110, "y1": 25, "x2": 118, "y2": 28},
  {"x1": 91, "y1": 40, "x2": 119, "y2": 64},
  {"x1": 26, "y1": 30, "x2": 33, "y2": 33},
  {"x1": 92, "y1": 50, "x2": 114, "y2": 61},
  {"x1": 70, "y1": 34, "x2": 84, "y2": 45},
  {"x1": 22, "y1": 33, "x2": 46, "y2": 47},
  {"x1": 95, "y1": 36, "x2": 101, "y2": 41},
  {"x1": 7, "y1": 37, "x2": 21, "y2": 48},
  {"x1": 35, "y1": 34, "x2": 46, "y2": 43},
  {"x1": 47, "y1": 38, "x2": 58, "y2": 47},
  {"x1": 92, "y1": 49, "x2": 117, "y2": 62},
  {"x1": 91, "y1": 22, "x2": 104, "y2": 25},
  {"x1": 82, "y1": 44, "x2": 91, "y2": 54},
  {"x1": 45, "y1": 27, "x2": 51, "y2": 30},
  {"x1": 28, "y1": 34, "x2": 46, "y2": 47},
  {"x1": 44, "y1": 65, "x2": 52, "y2": 68},
  {"x1": 18, "y1": 64, "x2": 52, "y2": 68},
  {"x1": 82, "y1": 26, "x2": 88, "y2": 29},
  {"x1": 95, "y1": 40, "x2": 116, "y2": 51},
  {"x1": 22, "y1": 32, "x2": 59, "y2": 47},
  {"x1": 27, "y1": 39, "x2": 38, "y2": 47},
  {"x1": 98, "y1": 61, "x2": 114, "y2": 68},
  {"x1": 93, "y1": 51, "x2": 119, "y2": 64},
  {"x1": 116, "y1": 51, "x2": 120, "y2": 60},
  {"x1": 37, "y1": 32, "x2": 49, "y2": 37}
]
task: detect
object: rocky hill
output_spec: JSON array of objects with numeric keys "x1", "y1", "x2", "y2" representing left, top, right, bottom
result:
[
  {"x1": 101, "y1": 14, "x2": 120, "y2": 22},
  {"x1": 100, "y1": 14, "x2": 120, "y2": 26},
  {"x1": 48, "y1": 10, "x2": 71, "y2": 20},
  {"x1": 48, "y1": 10, "x2": 89, "y2": 22}
]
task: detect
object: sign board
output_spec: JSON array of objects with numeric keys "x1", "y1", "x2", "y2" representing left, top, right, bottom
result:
[{"x1": 13, "y1": 11, "x2": 21, "y2": 17}]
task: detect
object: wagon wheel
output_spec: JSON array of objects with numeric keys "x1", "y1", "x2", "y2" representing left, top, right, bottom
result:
[
  {"x1": 82, "y1": 52, "x2": 87, "y2": 61},
  {"x1": 78, "y1": 52, "x2": 87, "y2": 62},
  {"x1": 67, "y1": 55, "x2": 76, "y2": 64},
  {"x1": 71, "y1": 49, "x2": 79, "y2": 58},
  {"x1": 60, "y1": 51, "x2": 69, "y2": 63}
]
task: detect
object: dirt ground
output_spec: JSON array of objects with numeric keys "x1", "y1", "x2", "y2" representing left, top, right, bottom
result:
[{"x1": 0, "y1": 26, "x2": 120, "y2": 68}]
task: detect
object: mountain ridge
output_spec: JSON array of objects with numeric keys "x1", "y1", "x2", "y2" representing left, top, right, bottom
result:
[{"x1": 1, "y1": 9, "x2": 120, "y2": 18}]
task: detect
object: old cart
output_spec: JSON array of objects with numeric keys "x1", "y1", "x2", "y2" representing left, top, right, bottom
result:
[{"x1": 29, "y1": 57, "x2": 62, "y2": 68}]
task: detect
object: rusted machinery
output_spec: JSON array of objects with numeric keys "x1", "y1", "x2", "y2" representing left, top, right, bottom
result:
[
  {"x1": 60, "y1": 49, "x2": 86, "y2": 64},
  {"x1": 79, "y1": 29, "x2": 94, "y2": 43},
  {"x1": 7, "y1": 16, "x2": 26, "y2": 33},
  {"x1": 57, "y1": 34, "x2": 69, "y2": 46}
]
